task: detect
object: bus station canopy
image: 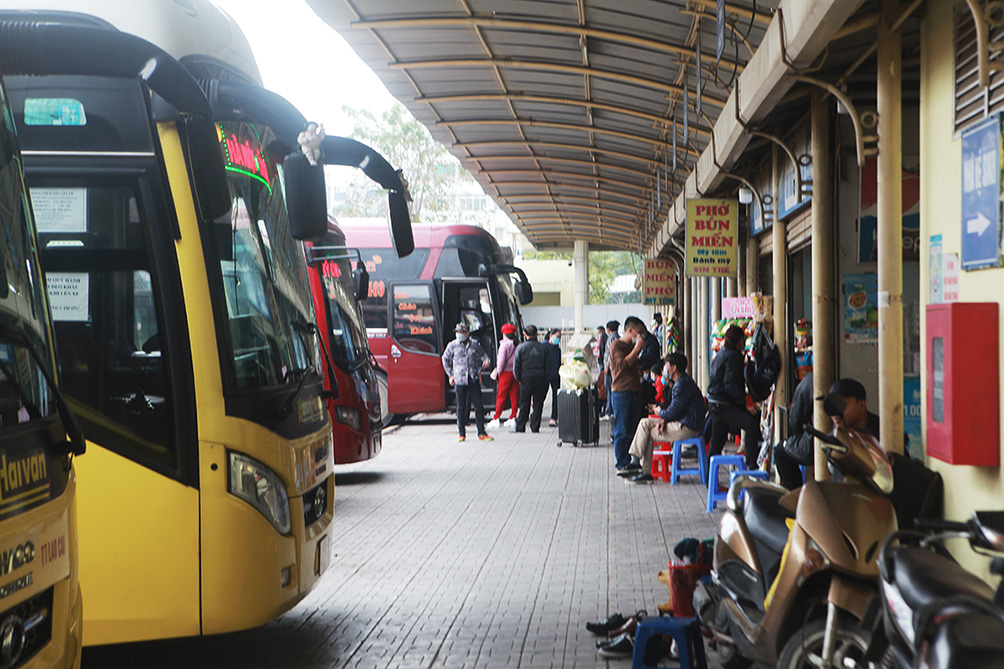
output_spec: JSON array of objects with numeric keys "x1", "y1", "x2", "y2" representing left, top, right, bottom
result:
[{"x1": 308, "y1": 0, "x2": 899, "y2": 255}]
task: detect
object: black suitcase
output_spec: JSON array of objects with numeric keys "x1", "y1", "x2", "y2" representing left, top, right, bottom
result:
[{"x1": 556, "y1": 387, "x2": 600, "y2": 447}]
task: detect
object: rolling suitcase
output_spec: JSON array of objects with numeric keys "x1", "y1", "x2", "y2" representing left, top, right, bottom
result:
[{"x1": 556, "y1": 387, "x2": 600, "y2": 447}]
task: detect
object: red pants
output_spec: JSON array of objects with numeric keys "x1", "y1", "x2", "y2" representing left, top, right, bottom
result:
[{"x1": 493, "y1": 370, "x2": 519, "y2": 420}]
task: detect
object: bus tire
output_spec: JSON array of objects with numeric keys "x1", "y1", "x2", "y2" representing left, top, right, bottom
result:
[{"x1": 376, "y1": 369, "x2": 393, "y2": 428}]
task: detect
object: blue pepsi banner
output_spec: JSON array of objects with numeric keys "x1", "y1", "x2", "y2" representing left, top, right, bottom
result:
[{"x1": 960, "y1": 114, "x2": 1003, "y2": 270}]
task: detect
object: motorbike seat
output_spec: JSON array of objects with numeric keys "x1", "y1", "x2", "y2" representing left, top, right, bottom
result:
[
  {"x1": 742, "y1": 487, "x2": 795, "y2": 557},
  {"x1": 890, "y1": 546, "x2": 995, "y2": 611},
  {"x1": 922, "y1": 612, "x2": 1004, "y2": 669}
]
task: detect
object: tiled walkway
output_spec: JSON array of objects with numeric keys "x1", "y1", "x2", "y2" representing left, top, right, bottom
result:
[{"x1": 84, "y1": 411, "x2": 722, "y2": 668}]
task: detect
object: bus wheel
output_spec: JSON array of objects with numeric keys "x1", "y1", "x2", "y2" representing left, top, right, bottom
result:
[{"x1": 376, "y1": 369, "x2": 393, "y2": 428}]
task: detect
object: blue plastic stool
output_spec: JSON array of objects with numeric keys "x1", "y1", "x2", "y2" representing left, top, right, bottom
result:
[
  {"x1": 729, "y1": 469, "x2": 769, "y2": 501},
  {"x1": 706, "y1": 455, "x2": 746, "y2": 512},
  {"x1": 670, "y1": 437, "x2": 707, "y2": 486},
  {"x1": 631, "y1": 616, "x2": 707, "y2": 669}
]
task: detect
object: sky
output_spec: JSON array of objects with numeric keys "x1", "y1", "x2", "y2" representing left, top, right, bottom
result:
[{"x1": 213, "y1": 0, "x2": 397, "y2": 136}]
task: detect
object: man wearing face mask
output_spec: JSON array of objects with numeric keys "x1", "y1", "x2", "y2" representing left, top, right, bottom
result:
[
  {"x1": 608, "y1": 316, "x2": 648, "y2": 471},
  {"x1": 442, "y1": 323, "x2": 493, "y2": 442},
  {"x1": 621, "y1": 353, "x2": 705, "y2": 482}
]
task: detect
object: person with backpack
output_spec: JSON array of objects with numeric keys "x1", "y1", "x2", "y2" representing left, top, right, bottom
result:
[{"x1": 707, "y1": 324, "x2": 762, "y2": 469}]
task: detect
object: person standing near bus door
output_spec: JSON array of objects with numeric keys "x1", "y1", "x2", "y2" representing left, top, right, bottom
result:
[
  {"x1": 488, "y1": 323, "x2": 519, "y2": 428},
  {"x1": 512, "y1": 324, "x2": 550, "y2": 433},
  {"x1": 442, "y1": 323, "x2": 493, "y2": 442},
  {"x1": 546, "y1": 328, "x2": 562, "y2": 427}
]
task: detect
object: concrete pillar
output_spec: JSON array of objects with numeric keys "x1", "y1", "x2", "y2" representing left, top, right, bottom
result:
[
  {"x1": 771, "y1": 145, "x2": 788, "y2": 447},
  {"x1": 737, "y1": 236, "x2": 748, "y2": 297},
  {"x1": 811, "y1": 92, "x2": 836, "y2": 480},
  {"x1": 878, "y1": 0, "x2": 904, "y2": 455},
  {"x1": 726, "y1": 277, "x2": 738, "y2": 299},
  {"x1": 690, "y1": 278, "x2": 698, "y2": 377},
  {"x1": 698, "y1": 278, "x2": 709, "y2": 389},
  {"x1": 711, "y1": 278, "x2": 722, "y2": 322},
  {"x1": 573, "y1": 240, "x2": 588, "y2": 334},
  {"x1": 746, "y1": 236, "x2": 759, "y2": 296}
]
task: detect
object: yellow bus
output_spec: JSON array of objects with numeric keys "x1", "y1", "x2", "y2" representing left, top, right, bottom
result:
[{"x1": 2, "y1": 6, "x2": 336, "y2": 645}]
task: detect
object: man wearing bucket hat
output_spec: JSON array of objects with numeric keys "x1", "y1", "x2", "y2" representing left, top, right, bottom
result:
[
  {"x1": 442, "y1": 322, "x2": 493, "y2": 442},
  {"x1": 488, "y1": 323, "x2": 519, "y2": 428}
]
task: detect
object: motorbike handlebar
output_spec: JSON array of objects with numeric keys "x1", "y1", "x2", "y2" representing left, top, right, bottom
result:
[
  {"x1": 803, "y1": 424, "x2": 848, "y2": 452},
  {"x1": 915, "y1": 518, "x2": 970, "y2": 533}
]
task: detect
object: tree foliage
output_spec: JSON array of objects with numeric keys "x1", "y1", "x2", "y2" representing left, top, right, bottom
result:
[{"x1": 589, "y1": 251, "x2": 643, "y2": 303}]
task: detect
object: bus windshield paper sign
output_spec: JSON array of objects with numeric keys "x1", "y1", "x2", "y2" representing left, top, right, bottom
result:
[{"x1": 686, "y1": 199, "x2": 738, "y2": 277}]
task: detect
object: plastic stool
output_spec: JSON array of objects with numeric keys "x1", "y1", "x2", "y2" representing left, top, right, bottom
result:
[
  {"x1": 651, "y1": 450, "x2": 673, "y2": 482},
  {"x1": 706, "y1": 455, "x2": 746, "y2": 512},
  {"x1": 631, "y1": 616, "x2": 707, "y2": 669},
  {"x1": 729, "y1": 469, "x2": 769, "y2": 501},
  {"x1": 670, "y1": 437, "x2": 707, "y2": 485}
]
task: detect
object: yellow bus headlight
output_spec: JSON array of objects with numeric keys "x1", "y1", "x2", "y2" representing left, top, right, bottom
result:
[{"x1": 228, "y1": 452, "x2": 291, "y2": 535}]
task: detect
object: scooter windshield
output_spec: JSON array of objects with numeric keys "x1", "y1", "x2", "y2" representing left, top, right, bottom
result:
[{"x1": 851, "y1": 428, "x2": 894, "y2": 494}]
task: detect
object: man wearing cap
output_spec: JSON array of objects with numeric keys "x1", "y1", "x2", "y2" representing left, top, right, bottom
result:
[
  {"x1": 512, "y1": 324, "x2": 550, "y2": 433},
  {"x1": 821, "y1": 378, "x2": 880, "y2": 438},
  {"x1": 488, "y1": 323, "x2": 519, "y2": 428},
  {"x1": 442, "y1": 323, "x2": 493, "y2": 442}
]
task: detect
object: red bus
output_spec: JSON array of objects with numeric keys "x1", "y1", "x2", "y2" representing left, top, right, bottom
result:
[
  {"x1": 306, "y1": 221, "x2": 382, "y2": 464},
  {"x1": 342, "y1": 223, "x2": 532, "y2": 421}
]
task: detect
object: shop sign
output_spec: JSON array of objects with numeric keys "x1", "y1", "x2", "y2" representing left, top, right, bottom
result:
[
  {"x1": 943, "y1": 253, "x2": 960, "y2": 302},
  {"x1": 960, "y1": 114, "x2": 1002, "y2": 270},
  {"x1": 686, "y1": 199, "x2": 738, "y2": 277},
  {"x1": 643, "y1": 259, "x2": 676, "y2": 305},
  {"x1": 858, "y1": 158, "x2": 921, "y2": 263},
  {"x1": 722, "y1": 297, "x2": 756, "y2": 319},
  {"x1": 844, "y1": 272, "x2": 878, "y2": 343},
  {"x1": 929, "y1": 234, "x2": 943, "y2": 304}
]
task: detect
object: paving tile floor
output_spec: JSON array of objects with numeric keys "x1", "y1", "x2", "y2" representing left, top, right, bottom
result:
[{"x1": 84, "y1": 409, "x2": 724, "y2": 668}]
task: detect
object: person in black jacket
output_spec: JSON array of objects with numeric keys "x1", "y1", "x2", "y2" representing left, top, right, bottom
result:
[
  {"x1": 776, "y1": 372, "x2": 814, "y2": 489},
  {"x1": 546, "y1": 328, "x2": 562, "y2": 427},
  {"x1": 512, "y1": 324, "x2": 550, "y2": 433},
  {"x1": 707, "y1": 324, "x2": 762, "y2": 469}
]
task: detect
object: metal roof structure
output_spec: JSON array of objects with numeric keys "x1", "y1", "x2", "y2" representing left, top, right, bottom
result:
[
  {"x1": 307, "y1": 0, "x2": 775, "y2": 252},
  {"x1": 308, "y1": 1, "x2": 916, "y2": 258}
]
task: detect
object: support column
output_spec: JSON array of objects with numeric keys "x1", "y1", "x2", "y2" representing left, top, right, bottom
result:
[
  {"x1": 690, "y1": 278, "x2": 698, "y2": 378},
  {"x1": 878, "y1": 0, "x2": 904, "y2": 454},
  {"x1": 746, "y1": 236, "x2": 759, "y2": 296},
  {"x1": 726, "y1": 277, "x2": 738, "y2": 299},
  {"x1": 573, "y1": 240, "x2": 589, "y2": 334},
  {"x1": 711, "y1": 278, "x2": 722, "y2": 322},
  {"x1": 698, "y1": 279, "x2": 709, "y2": 389},
  {"x1": 811, "y1": 92, "x2": 836, "y2": 479},
  {"x1": 772, "y1": 145, "x2": 788, "y2": 448},
  {"x1": 682, "y1": 271, "x2": 691, "y2": 363},
  {"x1": 737, "y1": 237, "x2": 748, "y2": 297}
]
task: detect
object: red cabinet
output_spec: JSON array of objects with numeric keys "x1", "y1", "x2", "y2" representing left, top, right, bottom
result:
[{"x1": 926, "y1": 303, "x2": 999, "y2": 466}]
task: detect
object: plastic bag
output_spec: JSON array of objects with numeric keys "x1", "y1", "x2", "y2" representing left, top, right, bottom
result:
[{"x1": 559, "y1": 359, "x2": 591, "y2": 391}]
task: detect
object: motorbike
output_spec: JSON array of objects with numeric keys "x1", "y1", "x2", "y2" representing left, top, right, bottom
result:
[
  {"x1": 694, "y1": 425, "x2": 898, "y2": 669},
  {"x1": 863, "y1": 511, "x2": 1004, "y2": 668}
]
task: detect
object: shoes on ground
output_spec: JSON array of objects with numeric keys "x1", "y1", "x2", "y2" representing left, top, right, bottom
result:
[
  {"x1": 597, "y1": 632, "x2": 634, "y2": 658},
  {"x1": 457, "y1": 435, "x2": 466, "y2": 442},
  {"x1": 600, "y1": 414, "x2": 611, "y2": 422},
  {"x1": 598, "y1": 617, "x2": 638, "y2": 645},
  {"x1": 616, "y1": 465, "x2": 642, "y2": 478},
  {"x1": 486, "y1": 419, "x2": 501, "y2": 429},
  {"x1": 630, "y1": 473, "x2": 655, "y2": 484},
  {"x1": 548, "y1": 419, "x2": 557, "y2": 427},
  {"x1": 478, "y1": 434, "x2": 494, "y2": 441},
  {"x1": 585, "y1": 613, "x2": 626, "y2": 635}
]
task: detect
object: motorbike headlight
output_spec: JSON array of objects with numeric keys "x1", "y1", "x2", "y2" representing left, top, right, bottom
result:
[
  {"x1": 228, "y1": 452, "x2": 291, "y2": 534},
  {"x1": 334, "y1": 406, "x2": 361, "y2": 431}
]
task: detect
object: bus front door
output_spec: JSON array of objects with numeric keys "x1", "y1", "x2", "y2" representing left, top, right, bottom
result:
[
  {"x1": 387, "y1": 281, "x2": 446, "y2": 414},
  {"x1": 439, "y1": 279, "x2": 497, "y2": 411}
]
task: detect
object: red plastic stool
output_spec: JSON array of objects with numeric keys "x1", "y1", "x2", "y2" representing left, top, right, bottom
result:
[{"x1": 651, "y1": 450, "x2": 673, "y2": 482}]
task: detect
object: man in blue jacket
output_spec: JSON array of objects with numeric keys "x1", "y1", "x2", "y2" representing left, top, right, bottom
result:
[{"x1": 622, "y1": 352, "x2": 706, "y2": 483}]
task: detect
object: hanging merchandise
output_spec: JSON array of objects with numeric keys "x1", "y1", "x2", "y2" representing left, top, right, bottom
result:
[
  {"x1": 746, "y1": 321, "x2": 781, "y2": 402},
  {"x1": 666, "y1": 317, "x2": 682, "y2": 353},
  {"x1": 794, "y1": 317, "x2": 812, "y2": 381}
]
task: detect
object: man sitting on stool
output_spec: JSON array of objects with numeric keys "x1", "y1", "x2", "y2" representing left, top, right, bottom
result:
[{"x1": 620, "y1": 352, "x2": 706, "y2": 483}]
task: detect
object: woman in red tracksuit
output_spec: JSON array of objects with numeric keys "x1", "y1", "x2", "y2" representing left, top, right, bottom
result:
[{"x1": 489, "y1": 323, "x2": 519, "y2": 426}]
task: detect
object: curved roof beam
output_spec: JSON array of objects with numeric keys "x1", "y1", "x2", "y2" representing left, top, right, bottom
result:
[
  {"x1": 457, "y1": 139, "x2": 700, "y2": 163},
  {"x1": 500, "y1": 196, "x2": 642, "y2": 214},
  {"x1": 527, "y1": 223, "x2": 638, "y2": 240},
  {"x1": 389, "y1": 59, "x2": 727, "y2": 106},
  {"x1": 517, "y1": 214, "x2": 645, "y2": 231},
  {"x1": 353, "y1": 16, "x2": 746, "y2": 74},
  {"x1": 441, "y1": 118, "x2": 709, "y2": 151},
  {"x1": 468, "y1": 154, "x2": 659, "y2": 181},
  {"x1": 480, "y1": 169, "x2": 652, "y2": 192},
  {"x1": 481, "y1": 181, "x2": 649, "y2": 203},
  {"x1": 513, "y1": 209, "x2": 642, "y2": 225}
]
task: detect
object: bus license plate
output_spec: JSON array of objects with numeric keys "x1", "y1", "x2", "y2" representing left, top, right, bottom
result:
[{"x1": 316, "y1": 534, "x2": 330, "y2": 576}]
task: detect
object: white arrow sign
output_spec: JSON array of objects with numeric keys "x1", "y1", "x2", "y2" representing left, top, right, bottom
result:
[{"x1": 968, "y1": 211, "x2": 993, "y2": 236}]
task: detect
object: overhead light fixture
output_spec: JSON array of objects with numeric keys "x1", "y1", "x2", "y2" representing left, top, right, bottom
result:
[{"x1": 738, "y1": 187, "x2": 753, "y2": 205}]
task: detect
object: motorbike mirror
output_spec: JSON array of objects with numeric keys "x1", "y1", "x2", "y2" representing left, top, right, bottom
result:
[
  {"x1": 352, "y1": 262, "x2": 370, "y2": 302},
  {"x1": 388, "y1": 190, "x2": 414, "y2": 258},
  {"x1": 973, "y1": 511, "x2": 1004, "y2": 551},
  {"x1": 803, "y1": 424, "x2": 845, "y2": 447}
]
